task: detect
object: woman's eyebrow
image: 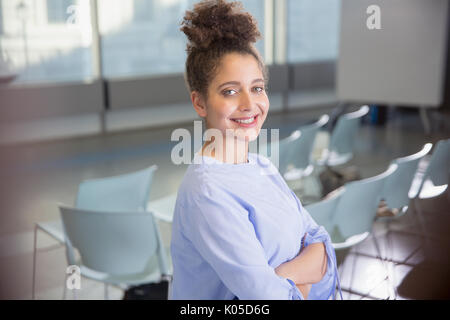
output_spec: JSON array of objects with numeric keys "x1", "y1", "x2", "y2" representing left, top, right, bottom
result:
[{"x1": 217, "y1": 78, "x2": 265, "y2": 90}]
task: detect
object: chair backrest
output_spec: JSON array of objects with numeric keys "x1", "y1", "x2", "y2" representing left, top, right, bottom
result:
[
  {"x1": 289, "y1": 115, "x2": 329, "y2": 173},
  {"x1": 274, "y1": 130, "x2": 301, "y2": 175},
  {"x1": 328, "y1": 105, "x2": 369, "y2": 160},
  {"x1": 423, "y1": 139, "x2": 450, "y2": 186},
  {"x1": 59, "y1": 206, "x2": 169, "y2": 276},
  {"x1": 75, "y1": 165, "x2": 157, "y2": 212},
  {"x1": 332, "y1": 163, "x2": 397, "y2": 239},
  {"x1": 416, "y1": 139, "x2": 450, "y2": 198},
  {"x1": 305, "y1": 186, "x2": 345, "y2": 234},
  {"x1": 381, "y1": 143, "x2": 433, "y2": 209}
]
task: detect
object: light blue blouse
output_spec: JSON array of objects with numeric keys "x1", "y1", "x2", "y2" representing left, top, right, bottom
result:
[{"x1": 170, "y1": 152, "x2": 342, "y2": 300}]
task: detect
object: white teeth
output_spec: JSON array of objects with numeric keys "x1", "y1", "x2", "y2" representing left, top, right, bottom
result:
[{"x1": 234, "y1": 117, "x2": 255, "y2": 124}]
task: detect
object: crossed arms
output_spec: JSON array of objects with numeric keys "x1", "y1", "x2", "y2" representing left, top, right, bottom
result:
[{"x1": 274, "y1": 236, "x2": 328, "y2": 299}]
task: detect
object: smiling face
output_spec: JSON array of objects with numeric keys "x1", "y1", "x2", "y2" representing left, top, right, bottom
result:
[{"x1": 191, "y1": 52, "x2": 269, "y2": 142}]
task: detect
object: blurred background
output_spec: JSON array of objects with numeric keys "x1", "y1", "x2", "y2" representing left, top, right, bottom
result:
[{"x1": 0, "y1": 0, "x2": 449, "y2": 300}]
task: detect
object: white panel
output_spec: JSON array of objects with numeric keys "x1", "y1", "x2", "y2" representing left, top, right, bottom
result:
[{"x1": 337, "y1": 0, "x2": 449, "y2": 107}]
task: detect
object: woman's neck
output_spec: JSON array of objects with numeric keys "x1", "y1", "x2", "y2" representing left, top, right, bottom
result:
[{"x1": 201, "y1": 136, "x2": 249, "y2": 164}]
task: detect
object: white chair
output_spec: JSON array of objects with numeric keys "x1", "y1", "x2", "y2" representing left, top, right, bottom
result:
[
  {"x1": 147, "y1": 193, "x2": 177, "y2": 223},
  {"x1": 283, "y1": 114, "x2": 329, "y2": 181},
  {"x1": 416, "y1": 139, "x2": 449, "y2": 200},
  {"x1": 306, "y1": 164, "x2": 397, "y2": 249},
  {"x1": 378, "y1": 143, "x2": 433, "y2": 220},
  {"x1": 32, "y1": 165, "x2": 157, "y2": 299},
  {"x1": 267, "y1": 130, "x2": 301, "y2": 176},
  {"x1": 330, "y1": 164, "x2": 397, "y2": 250},
  {"x1": 375, "y1": 144, "x2": 433, "y2": 271},
  {"x1": 306, "y1": 164, "x2": 397, "y2": 299},
  {"x1": 261, "y1": 115, "x2": 328, "y2": 201},
  {"x1": 413, "y1": 139, "x2": 449, "y2": 245},
  {"x1": 317, "y1": 105, "x2": 369, "y2": 167},
  {"x1": 59, "y1": 206, "x2": 171, "y2": 300},
  {"x1": 304, "y1": 186, "x2": 344, "y2": 234}
]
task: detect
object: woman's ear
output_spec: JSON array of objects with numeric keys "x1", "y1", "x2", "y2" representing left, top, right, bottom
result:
[{"x1": 191, "y1": 91, "x2": 207, "y2": 118}]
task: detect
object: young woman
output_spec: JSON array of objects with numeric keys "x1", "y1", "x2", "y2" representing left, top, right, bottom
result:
[{"x1": 170, "y1": 0, "x2": 341, "y2": 300}]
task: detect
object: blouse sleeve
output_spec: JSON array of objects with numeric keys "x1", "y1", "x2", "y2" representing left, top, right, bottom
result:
[
  {"x1": 289, "y1": 190, "x2": 342, "y2": 300},
  {"x1": 179, "y1": 184, "x2": 304, "y2": 300}
]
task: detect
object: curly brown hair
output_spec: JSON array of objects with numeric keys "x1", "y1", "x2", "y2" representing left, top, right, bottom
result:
[{"x1": 180, "y1": 0, "x2": 268, "y2": 99}]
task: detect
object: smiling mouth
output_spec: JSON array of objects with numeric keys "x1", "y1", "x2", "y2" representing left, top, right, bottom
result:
[{"x1": 231, "y1": 115, "x2": 258, "y2": 125}]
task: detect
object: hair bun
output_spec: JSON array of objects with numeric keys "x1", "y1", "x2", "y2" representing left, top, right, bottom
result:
[{"x1": 181, "y1": 0, "x2": 261, "y2": 52}]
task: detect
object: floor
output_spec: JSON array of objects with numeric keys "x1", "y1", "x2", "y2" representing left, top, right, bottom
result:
[
  {"x1": 337, "y1": 196, "x2": 450, "y2": 300},
  {"x1": 0, "y1": 105, "x2": 449, "y2": 300}
]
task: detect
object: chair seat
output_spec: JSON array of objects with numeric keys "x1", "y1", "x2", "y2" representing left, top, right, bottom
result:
[
  {"x1": 80, "y1": 264, "x2": 162, "y2": 286},
  {"x1": 283, "y1": 165, "x2": 314, "y2": 181},
  {"x1": 317, "y1": 150, "x2": 353, "y2": 167},
  {"x1": 376, "y1": 206, "x2": 409, "y2": 222},
  {"x1": 147, "y1": 194, "x2": 177, "y2": 223},
  {"x1": 332, "y1": 231, "x2": 370, "y2": 250},
  {"x1": 418, "y1": 181, "x2": 448, "y2": 199},
  {"x1": 77, "y1": 245, "x2": 173, "y2": 287},
  {"x1": 36, "y1": 220, "x2": 65, "y2": 244},
  {"x1": 38, "y1": 193, "x2": 178, "y2": 248}
]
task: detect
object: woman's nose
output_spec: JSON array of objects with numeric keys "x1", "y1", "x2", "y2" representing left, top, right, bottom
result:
[{"x1": 238, "y1": 91, "x2": 255, "y2": 112}]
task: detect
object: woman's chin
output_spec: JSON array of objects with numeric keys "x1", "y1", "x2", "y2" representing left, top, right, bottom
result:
[{"x1": 233, "y1": 128, "x2": 259, "y2": 142}]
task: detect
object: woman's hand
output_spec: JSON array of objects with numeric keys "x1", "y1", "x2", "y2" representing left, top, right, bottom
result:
[{"x1": 275, "y1": 242, "x2": 327, "y2": 285}]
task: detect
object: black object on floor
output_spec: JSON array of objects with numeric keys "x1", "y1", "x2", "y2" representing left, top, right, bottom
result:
[
  {"x1": 123, "y1": 280, "x2": 169, "y2": 300},
  {"x1": 397, "y1": 260, "x2": 450, "y2": 300}
]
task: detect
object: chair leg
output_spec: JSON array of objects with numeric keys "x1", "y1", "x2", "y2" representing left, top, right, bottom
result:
[
  {"x1": 104, "y1": 284, "x2": 109, "y2": 300},
  {"x1": 32, "y1": 225, "x2": 38, "y2": 300},
  {"x1": 62, "y1": 273, "x2": 68, "y2": 300},
  {"x1": 413, "y1": 198, "x2": 434, "y2": 240},
  {"x1": 372, "y1": 234, "x2": 396, "y2": 299},
  {"x1": 348, "y1": 250, "x2": 358, "y2": 299},
  {"x1": 411, "y1": 198, "x2": 433, "y2": 261},
  {"x1": 383, "y1": 220, "x2": 391, "y2": 262},
  {"x1": 166, "y1": 275, "x2": 173, "y2": 300},
  {"x1": 383, "y1": 222, "x2": 398, "y2": 299},
  {"x1": 309, "y1": 174, "x2": 323, "y2": 199},
  {"x1": 371, "y1": 233, "x2": 383, "y2": 260},
  {"x1": 336, "y1": 250, "x2": 347, "y2": 299},
  {"x1": 167, "y1": 282, "x2": 171, "y2": 300}
]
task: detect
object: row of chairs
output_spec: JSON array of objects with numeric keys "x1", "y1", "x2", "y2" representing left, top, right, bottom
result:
[
  {"x1": 306, "y1": 139, "x2": 449, "y2": 250},
  {"x1": 268, "y1": 105, "x2": 448, "y2": 298},
  {"x1": 262, "y1": 105, "x2": 369, "y2": 200},
  {"x1": 33, "y1": 105, "x2": 448, "y2": 300},
  {"x1": 305, "y1": 139, "x2": 449, "y2": 298},
  {"x1": 33, "y1": 105, "x2": 371, "y2": 299},
  {"x1": 32, "y1": 165, "x2": 172, "y2": 299},
  {"x1": 273, "y1": 105, "x2": 370, "y2": 183}
]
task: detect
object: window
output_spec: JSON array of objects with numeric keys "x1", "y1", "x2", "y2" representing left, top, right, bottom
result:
[
  {"x1": 0, "y1": 1, "x2": 3, "y2": 35},
  {"x1": 1, "y1": 0, "x2": 266, "y2": 83},
  {"x1": 46, "y1": 0, "x2": 74, "y2": 24},
  {"x1": 241, "y1": 0, "x2": 265, "y2": 59},
  {"x1": 99, "y1": 0, "x2": 266, "y2": 78},
  {"x1": 0, "y1": 0, "x2": 94, "y2": 83},
  {"x1": 133, "y1": 0, "x2": 156, "y2": 22},
  {"x1": 287, "y1": 0, "x2": 341, "y2": 63}
]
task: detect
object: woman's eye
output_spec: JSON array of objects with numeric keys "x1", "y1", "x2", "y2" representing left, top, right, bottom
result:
[
  {"x1": 254, "y1": 86, "x2": 265, "y2": 93},
  {"x1": 223, "y1": 89, "x2": 237, "y2": 96}
]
